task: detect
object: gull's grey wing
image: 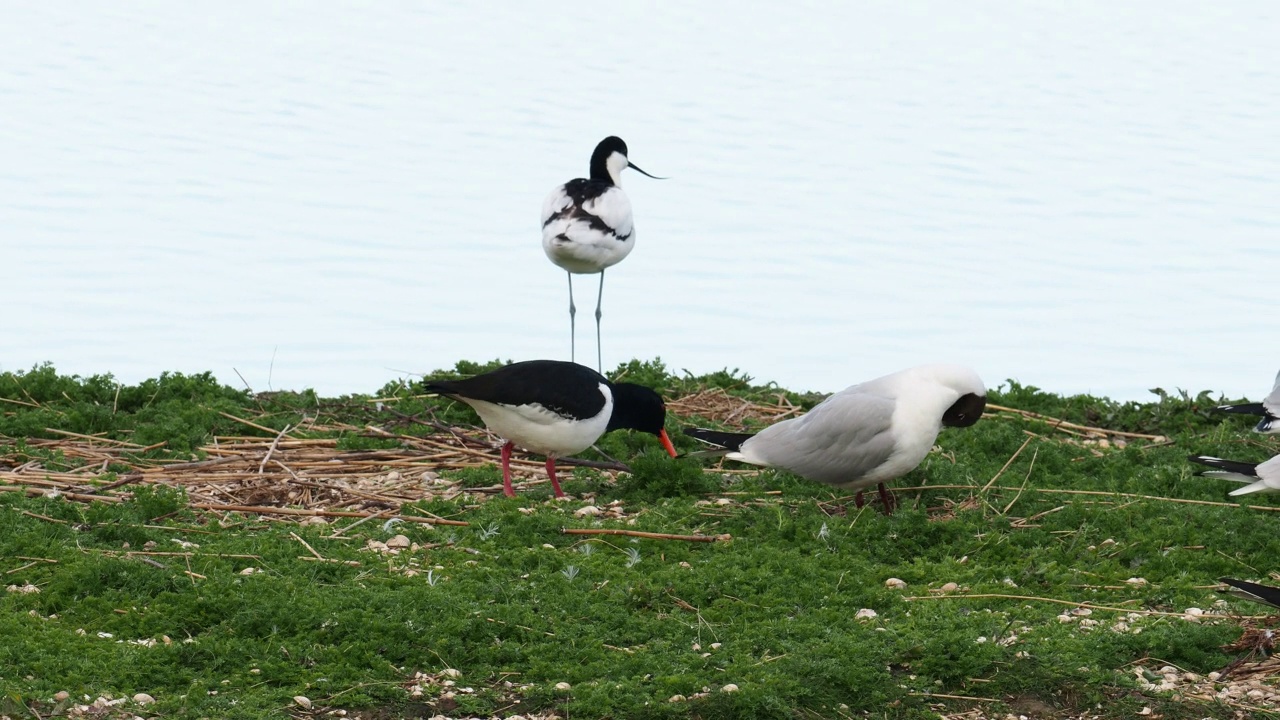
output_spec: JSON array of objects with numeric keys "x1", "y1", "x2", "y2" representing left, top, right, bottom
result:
[{"x1": 742, "y1": 388, "x2": 897, "y2": 486}]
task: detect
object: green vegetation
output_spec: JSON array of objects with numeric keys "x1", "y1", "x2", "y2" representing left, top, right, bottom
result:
[{"x1": 1, "y1": 361, "x2": 1277, "y2": 719}]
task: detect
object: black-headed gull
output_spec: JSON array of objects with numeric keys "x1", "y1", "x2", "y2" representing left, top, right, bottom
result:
[
  {"x1": 684, "y1": 364, "x2": 987, "y2": 512},
  {"x1": 1216, "y1": 369, "x2": 1280, "y2": 434},
  {"x1": 424, "y1": 360, "x2": 677, "y2": 498},
  {"x1": 1218, "y1": 577, "x2": 1280, "y2": 610},
  {"x1": 1187, "y1": 453, "x2": 1280, "y2": 496}
]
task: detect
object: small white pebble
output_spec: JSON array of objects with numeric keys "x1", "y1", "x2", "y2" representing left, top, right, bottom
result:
[
  {"x1": 940, "y1": 582, "x2": 959, "y2": 593},
  {"x1": 668, "y1": 695, "x2": 686, "y2": 702},
  {"x1": 386, "y1": 535, "x2": 412, "y2": 549},
  {"x1": 54, "y1": 691, "x2": 70, "y2": 702},
  {"x1": 691, "y1": 643, "x2": 701, "y2": 651},
  {"x1": 710, "y1": 643, "x2": 721, "y2": 650},
  {"x1": 720, "y1": 684, "x2": 739, "y2": 693},
  {"x1": 132, "y1": 693, "x2": 155, "y2": 705},
  {"x1": 574, "y1": 505, "x2": 601, "y2": 517},
  {"x1": 1101, "y1": 539, "x2": 1117, "y2": 547},
  {"x1": 1184, "y1": 607, "x2": 1204, "y2": 616},
  {"x1": 715, "y1": 498, "x2": 733, "y2": 506},
  {"x1": 239, "y1": 567, "x2": 258, "y2": 575},
  {"x1": 1125, "y1": 577, "x2": 1147, "y2": 586},
  {"x1": 975, "y1": 636, "x2": 987, "y2": 644},
  {"x1": 541, "y1": 544, "x2": 555, "y2": 549},
  {"x1": 884, "y1": 578, "x2": 906, "y2": 589},
  {"x1": 554, "y1": 682, "x2": 571, "y2": 691},
  {"x1": 1071, "y1": 608, "x2": 1092, "y2": 616},
  {"x1": 854, "y1": 608, "x2": 878, "y2": 620},
  {"x1": 440, "y1": 668, "x2": 461, "y2": 678},
  {"x1": 294, "y1": 696, "x2": 312, "y2": 709}
]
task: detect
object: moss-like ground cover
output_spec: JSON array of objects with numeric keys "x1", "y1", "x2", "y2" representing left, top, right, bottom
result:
[{"x1": 1, "y1": 361, "x2": 1277, "y2": 719}]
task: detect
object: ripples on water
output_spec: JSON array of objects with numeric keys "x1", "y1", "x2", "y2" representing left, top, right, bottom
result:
[{"x1": 2, "y1": 2, "x2": 1277, "y2": 400}]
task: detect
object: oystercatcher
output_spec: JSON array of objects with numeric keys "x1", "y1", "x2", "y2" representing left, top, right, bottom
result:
[{"x1": 424, "y1": 360, "x2": 677, "y2": 498}]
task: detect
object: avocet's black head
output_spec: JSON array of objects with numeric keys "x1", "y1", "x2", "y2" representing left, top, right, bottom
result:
[
  {"x1": 589, "y1": 136, "x2": 664, "y2": 185},
  {"x1": 942, "y1": 392, "x2": 987, "y2": 428},
  {"x1": 606, "y1": 382, "x2": 678, "y2": 456}
]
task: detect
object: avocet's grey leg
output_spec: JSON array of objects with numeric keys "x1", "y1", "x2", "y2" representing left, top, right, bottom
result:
[
  {"x1": 567, "y1": 272, "x2": 576, "y2": 363},
  {"x1": 594, "y1": 270, "x2": 605, "y2": 373}
]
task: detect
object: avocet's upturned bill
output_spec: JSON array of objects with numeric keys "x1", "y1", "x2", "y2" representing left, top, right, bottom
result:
[
  {"x1": 423, "y1": 360, "x2": 677, "y2": 498},
  {"x1": 541, "y1": 136, "x2": 663, "y2": 372},
  {"x1": 1187, "y1": 452, "x2": 1280, "y2": 496},
  {"x1": 1216, "y1": 369, "x2": 1280, "y2": 434},
  {"x1": 683, "y1": 364, "x2": 987, "y2": 513}
]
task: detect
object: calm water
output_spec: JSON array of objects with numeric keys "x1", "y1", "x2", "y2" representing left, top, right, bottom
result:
[{"x1": 2, "y1": 2, "x2": 1278, "y2": 401}]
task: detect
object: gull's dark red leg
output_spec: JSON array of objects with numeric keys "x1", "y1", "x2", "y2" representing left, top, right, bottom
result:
[
  {"x1": 854, "y1": 491, "x2": 866, "y2": 509},
  {"x1": 876, "y1": 482, "x2": 897, "y2": 515},
  {"x1": 500, "y1": 441, "x2": 516, "y2": 497},
  {"x1": 546, "y1": 457, "x2": 565, "y2": 498}
]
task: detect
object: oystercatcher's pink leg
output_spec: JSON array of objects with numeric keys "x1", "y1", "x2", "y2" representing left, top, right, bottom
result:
[
  {"x1": 545, "y1": 458, "x2": 565, "y2": 498},
  {"x1": 500, "y1": 441, "x2": 516, "y2": 497}
]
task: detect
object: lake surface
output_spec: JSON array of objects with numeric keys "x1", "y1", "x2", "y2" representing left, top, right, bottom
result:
[{"x1": 3, "y1": 2, "x2": 1277, "y2": 401}]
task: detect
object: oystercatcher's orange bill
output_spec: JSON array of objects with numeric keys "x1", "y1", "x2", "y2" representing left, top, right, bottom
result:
[{"x1": 658, "y1": 429, "x2": 678, "y2": 458}]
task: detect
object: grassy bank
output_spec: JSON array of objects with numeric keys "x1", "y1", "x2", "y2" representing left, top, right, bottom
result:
[{"x1": 1, "y1": 361, "x2": 1277, "y2": 719}]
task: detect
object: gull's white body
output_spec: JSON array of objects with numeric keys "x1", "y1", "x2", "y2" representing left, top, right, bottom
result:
[{"x1": 728, "y1": 364, "x2": 986, "y2": 491}]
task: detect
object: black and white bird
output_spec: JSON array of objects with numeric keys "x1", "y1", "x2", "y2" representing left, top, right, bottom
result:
[
  {"x1": 684, "y1": 364, "x2": 987, "y2": 513},
  {"x1": 1218, "y1": 577, "x2": 1280, "y2": 610},
  {"x1": 1187, "y1": 452, "x2": 1280, "y2": 496},
  {"x1": 541, "y1": 136, "x2": 663, "y2": 372},
  {"x1": 423, "y1": 360, "x2": 677, "y2": 498},
  {"x1": 1216, "y1": 369, "x2": 1280, "y2": 434}
]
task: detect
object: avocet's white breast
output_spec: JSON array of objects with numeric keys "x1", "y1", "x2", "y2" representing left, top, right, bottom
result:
[{"x1": 541, "y1": 184, "x2": 635, "y2": 274}]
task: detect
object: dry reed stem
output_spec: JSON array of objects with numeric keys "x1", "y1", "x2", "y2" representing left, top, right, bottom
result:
[
  {"x1": 188, "y1": 503, "x2": 465, "y2": 525},
  {"x1": 906, "y1": 692, "x2": 1000, "y2": 704},
  {"x1": 986, "y1": 403, "x2": 1165, "y2": 441},
  {"x1": 561, "y1": 528, "x2": 732, "y2": 543},
  {"x1": 1000, "y1": 447, "x2": 1039, "y2": 515},
  {"x1": 289, "y1": 531, "x2": 325, "y2": 560},
  {"x1": 982, "y1": 436, "x2": 1033, "y2": 492},
  {"x1": 905, "y1": 592, "x2": 1260, "y2": 620}
]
